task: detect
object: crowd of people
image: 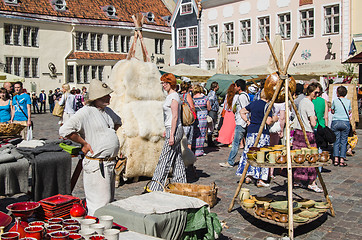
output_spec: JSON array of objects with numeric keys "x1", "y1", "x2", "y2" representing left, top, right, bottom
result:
[
  {"x1": 148, "y1": 75, "x2": 355, "y2": 194},
  {"x1": 0, "y1": 74, "x2": 355, "y2": 214}
]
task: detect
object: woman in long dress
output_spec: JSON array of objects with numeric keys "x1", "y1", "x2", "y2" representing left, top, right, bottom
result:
[
  {"x1": 192, "y1": 85, "x2": 211, "y2": 157},
  {"x1": 216, "y1": 83, "x2": 236, "y2": 145},
  {"x1": 236, "y1": 90, "x2": 277, "y2": 187},
  {"x1": 292, "y1": 82, "x2": 323, "y2": 192},
  {"x1": 179, "y1": 81, "x2": 195, "y2": 149}
]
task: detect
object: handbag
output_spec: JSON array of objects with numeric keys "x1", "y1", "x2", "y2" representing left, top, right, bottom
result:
[
  {"x1": 181, "y1": 93, "x2": 195, "y2": 126},
  {"x1": 53, "y1": 101, "x2": 65, "y2": 117},
  {"x1": 315, "y1": 111, "x2": 336, "y2": 144},
  {"x1": 338, "y1": 98, "x2": 354, "y2": 137}
]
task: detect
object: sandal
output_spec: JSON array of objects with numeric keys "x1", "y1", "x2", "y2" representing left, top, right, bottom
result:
[
  {"x1": 245, "y1": 177, "x2": 252, "y2": 184},
  {"x1": 307, "y1": 184, "x2": 323, "y2": 193},
  {"x1": 339, "y1": 162, "x2": 348, "y2": 167},
  {"x1": 333, "y1": 159, "x2": 339, "y2": 166},
  {"x1": 257, "y1": 180, "x2": 270, "y2": 188}
]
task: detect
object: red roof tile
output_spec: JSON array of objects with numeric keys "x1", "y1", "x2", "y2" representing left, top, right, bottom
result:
[
  {"x1": 67, "y1": 52, "x2": 127, "y2": 60},
  {"x1": 0, "y1": 0, "x2": 171, "y2": 27}
]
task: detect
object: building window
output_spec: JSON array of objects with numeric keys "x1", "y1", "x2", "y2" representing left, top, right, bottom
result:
[
  {"x1": 31, "y1": 58, "x2": 38, "y2": 78},
  {"x1": 278, "y1": 13, "x2": 291, "y2": 39},
  {"x1": 121, "y1": 36, "x2": 130, "y2": 53},
  {"x1": 13, "y1": 57, "x2": 21, "y2": 76},
  {"x1": 258, "y1": 16, "x2": 270, "y2": 42},
  {"x1": 155, "y1": 39, "x2": 164, "y2": 54},
  {"x1": 224, "y1": 22, "x2": 234, "y2": 46},
  {"x1": 178, "y1": 29, "x2": 187, "y2": 48},
  {"x1": 108, "y1": 35, "x2": 119, "y2": 52},
  {"x1": 67, "y1": 65, "x2": 74, "y2": 83},
  {"x1": 4, "y1": 0, "x2": 18, "y2": 4},
  {"x1": 324, "y1": 5, "x2": 339, "y2": 34},
  {"x1": 23, "y1": 27, "x2": 31, "y2": 46},
  {"x1": 53, "y1": 0, "x2": 66, "y2": 11},
  {"x1": 31, "y1": 27, "x2": 38, "y2": 47},
  {"x1": 189, "y1": 27, "x2": 198, "y2": 47},
  {"x1": 91, "y1": 33, "x2": 102, "y2": 51},
  {"x1": 181, "y1": 3, "x2": 192, "y2": 15},
  {"x1": 209, "y1": 25, "x2": 218, "y2": 47},
  {"x1": 104, "y1": 5, "x2": 116, "y2": 17},
  {"x1": 76, "y1": 32, "x2": 89, "y2": 51},
  {"x1": 4, "y1": 24, "x2": 12, "y2": 45},
  {"x1": 5, "y1": 57, "x2": 13, "y2": 74},
  {"x1": 83, "y1": 65, "x2": 89, "y2": 83},
  {"x1": 98, "y1": 66, "x2": 104, "y2": 81},
  {"x1": 300, "y1": 9, "x2": 314, "y2": 37},
  {"x1": 13, "y1": 25, "x2": 21, "y2": 46},
  {"x1": 92, "y1": 66, "x2": 97, "y2": 79},
  {"x1": 240, "y1": 19, "x2": 251, "y2": 44},
  {"x1": 206, "y1": 60, "x2": 215, "y2": 70},
  {"x1": 24, "y1": 58, "x2": 31, "y2": 77}
]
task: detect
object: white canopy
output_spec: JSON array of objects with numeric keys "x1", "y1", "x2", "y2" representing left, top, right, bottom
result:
[{"x1": 0, "y1": 72, "x2": 25, "y2": 83}]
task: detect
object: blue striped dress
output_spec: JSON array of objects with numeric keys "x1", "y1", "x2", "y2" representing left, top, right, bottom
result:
[{"x1": 192, "y1": 96, "x2": 208, "y2": 156}]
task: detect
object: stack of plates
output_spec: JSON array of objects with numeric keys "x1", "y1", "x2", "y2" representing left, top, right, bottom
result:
[{"x1": 38, "y1": 194, "x2": 80, "y2": 221}]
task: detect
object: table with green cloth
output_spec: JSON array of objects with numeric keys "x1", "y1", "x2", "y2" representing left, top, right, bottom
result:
[{"x1": 94, "y1": 191, "x2": 222, "y2": 240}]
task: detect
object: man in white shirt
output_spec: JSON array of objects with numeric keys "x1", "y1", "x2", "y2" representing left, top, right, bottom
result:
[
  {"x1": 59, "y1": 79, "x2": 122, "y2": 215},
  {"x1": 220, "y1": 79, "x2": 250, "y2": 167}
]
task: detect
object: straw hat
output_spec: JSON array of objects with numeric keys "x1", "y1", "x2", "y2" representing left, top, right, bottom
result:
[{"x1": 88, "y1": 79, "x2": 113, "y2": 101}]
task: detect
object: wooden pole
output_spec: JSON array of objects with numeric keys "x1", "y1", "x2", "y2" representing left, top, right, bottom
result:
[
  {"x1": 285, "y1": 76, "x2": 294, "y2": 239},
  {"x1": 288, "y1": 91, "x2": 311, "y2": 148},
  {"x1": 228, "y1": 163, "x2": 249, "y2": 212},
  {"x1": 283, "y1": 43, "x2": 299, "y2": 74},
  {"x1": 316, "y1": 168, "x2": 336, "y2": 217}
]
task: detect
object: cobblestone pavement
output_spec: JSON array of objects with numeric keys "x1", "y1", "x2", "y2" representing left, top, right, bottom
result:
[{"x1": 33, "y1": 112, "x2": 362, "y2": 239}]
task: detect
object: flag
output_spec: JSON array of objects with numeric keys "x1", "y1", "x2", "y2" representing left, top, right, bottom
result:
[{"x1": 349, "y1": 39, "x2": 357, "y2": 56}]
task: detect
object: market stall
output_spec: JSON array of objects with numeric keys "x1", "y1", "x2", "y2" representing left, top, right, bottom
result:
[{"x1": 228, "y1": 37, "x2": 335, "y2": 239}]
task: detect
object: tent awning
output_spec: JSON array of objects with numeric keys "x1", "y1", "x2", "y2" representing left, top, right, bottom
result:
[
  {"x1": 205, "y1": 74, "x2": 261, "y2": 97},
  {"x1": 343, "y1": 52, "x2": 362, "y2": 63},
  {"x1": 0, "y1": 72, "x2": 25, "y2": 83}
]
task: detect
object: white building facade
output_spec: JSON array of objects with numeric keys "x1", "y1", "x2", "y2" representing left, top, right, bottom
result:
[{"x1": 200, "y1": 0, "x2": 349, "y2": 72}]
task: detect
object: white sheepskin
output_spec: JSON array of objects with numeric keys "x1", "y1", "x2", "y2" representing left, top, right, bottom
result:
[{"x1": 107, "y1": 58, "x2": 166, "y2": 178}]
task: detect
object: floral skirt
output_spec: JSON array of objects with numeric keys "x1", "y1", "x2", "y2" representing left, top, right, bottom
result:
[{"x1": 236, "y1": 133, "x2": 270, "y2": 181}]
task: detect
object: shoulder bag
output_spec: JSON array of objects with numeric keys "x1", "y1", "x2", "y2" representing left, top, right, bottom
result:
[
  {"x1": 338, "y1": 98, "x2": 354, "y2": 137},
  {"x1": 181, "y1": 93, "x2": 195, "y2": 126},
  {"x1": 15, "y1": 96, "x2": 34, "y2": 129},
  {"x1": 53, "y1": 94, "x2": 66, "y2": 117}
]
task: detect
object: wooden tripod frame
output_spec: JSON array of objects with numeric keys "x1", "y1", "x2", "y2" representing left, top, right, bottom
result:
[
  {"x1": 126, "y1": 13, "x2": 150, "y2": 62},
  {"x1": 227, "y1": 36, "x2": 335, "y2": 239}
]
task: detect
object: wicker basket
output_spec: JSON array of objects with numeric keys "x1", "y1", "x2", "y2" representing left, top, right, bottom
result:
[
  {"x1": 0, "y1": 123, "x2": 25, "y2": 136},
  {"x1": 144, "y1": 181, "x2": 218, "y2": 208}
]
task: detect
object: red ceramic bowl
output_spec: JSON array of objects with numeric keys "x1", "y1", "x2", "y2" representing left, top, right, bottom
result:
[
  {"x1": 63, "y1": 225, "x2": 80, "y2": 233},
  {"x1": 89, "y1": 235, "x2": 105, "y2": 240},
  {"x1": 6, "y1": 202, "x2": 41, "y2": 218},
  {"x1": 49, "y1": 231, "x2": 69, "y2": 240},
  {"x1": 46, "y1": 224, "x2": 63, "y2": 233},
  {"x1": 2, "y1": 232, "x2": 20, "y2": 240},
  {"x1": 29, "y1": 221, "x2": 45, "y2": 227},
  {"x1": 24, "y1": 226, "x2": 44, "y2": 240},
  {"x1": 62, "y1": 219, "x2": 79, "y2": 226},
  {"x1": 68, "y1": 234, "x2": 82, "y2": 240}
]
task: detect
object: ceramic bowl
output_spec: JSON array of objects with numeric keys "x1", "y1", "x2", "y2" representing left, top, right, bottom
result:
[
  {"x1": 314, "y1": 202, "x2": 330, "y2": 209},
  {"x1": 243, "y1": 199, "x2": 255, "y2": 208},
  {"x1": 293, "y1": 215, "x2": 308, "y2": 223},
  {"x1": 297, "y1": 199, "x2": 315, "y2": 208},
  {"x1": 298, "y1": 210, "x2": 319, "y2": 219},
  {"x1": 270, "y1": 201, "x2": 301, "y2": 213},
  {"x1": 6, "y1": 202, "x2": 41, "y2": 218}
]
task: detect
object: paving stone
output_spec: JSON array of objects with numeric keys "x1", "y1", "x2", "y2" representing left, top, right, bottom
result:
[{"x1": 32, "y1": 113, "x2": 362, "y2": 240}]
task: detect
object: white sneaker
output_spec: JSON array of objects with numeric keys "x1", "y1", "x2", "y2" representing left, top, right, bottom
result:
[{"x1": 219, "y1": 162, "x2": 233, "y2": 168}]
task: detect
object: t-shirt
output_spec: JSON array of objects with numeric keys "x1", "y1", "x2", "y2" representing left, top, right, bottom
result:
[
  {"x1": 245, "y1": 100, "x2": 273, "y2": 134},
  {"x1": 207, "y1": 90, "x2": 219, "y2": 112},
  {"x1": 312, "y1": 97, "x2": 326, "y2": 128},
  {"x1": 163, "y1": 92, "x2": 181, "y2": 128},
  {"x1": 331, "y1": 97, "x2": 351, "y2": 121},
  {"x1": 12, "y1": 93, "x2": 31, "y2": 121},
  {"x1": 233, "y1": 92, "x2": 250, "y2": 127},
  {"x1": 294, "y1": 97, "x2": 315, "y2": 132}
]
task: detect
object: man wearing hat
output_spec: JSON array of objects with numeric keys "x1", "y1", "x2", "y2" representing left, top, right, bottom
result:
[
  {"x1": 39, "y1": 89, "x2": 46, "y2": 113},
  {"x1": 59, "y1": 79, "x2": 122, "y2": 215}
]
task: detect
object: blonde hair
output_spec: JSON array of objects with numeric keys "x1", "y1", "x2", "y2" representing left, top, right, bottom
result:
[
  {"x1": 260, "y1": 89, "x2": 266, "y2": 100},
  {"x1": 193, "y1": 84, "x2": 204, "y2": 95},
  {"x1": 62, "y1": 83, "x2": 70, "y2": 92}
]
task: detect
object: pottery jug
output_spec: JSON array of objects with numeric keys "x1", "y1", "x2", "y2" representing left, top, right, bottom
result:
[
  {"x1": 293, "y1": 154, "x2": 305, "y2": 164},
  {"x1": 239, "y1": 188, "x2": 250, "y2": 202},
  {"x1": 255, "y1": 206, "x2": 265, "y2": 216},
  {"x1": 279, "y1": 214, "x2": 288, "y2": 223},
  {"x1": 265, "y1": 209, "x2": 274, "y2": 220},
  {"x1": 276, "y1": 155, "x2": 287, "y2": 164},
  {"x1": 319, "y1": 151, "x2": 330, "y2": 162},
  {"x1": 9, "y1": 219, "x2": 28, "y2": 238},
  {"x1": 264, "y1": 72, "x2": 296, "y2": 103},
  {"x1": 307, "y1": 154, "x2": 319, "y2": 163},
  {"x1": 70, "y1": 203, "x2": 87, "y2": 218},
  {"x1": 272, "y1": 212, "x2": 280, "y2": 222}
]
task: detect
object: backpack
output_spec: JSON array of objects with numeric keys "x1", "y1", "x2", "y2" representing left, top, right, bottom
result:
[
  {"x1": 181, "y1": 93, "x2": 195, "y2": 126},
  {"x1": 74, "y1": 95, "x2": 83, "y2": 111}
]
